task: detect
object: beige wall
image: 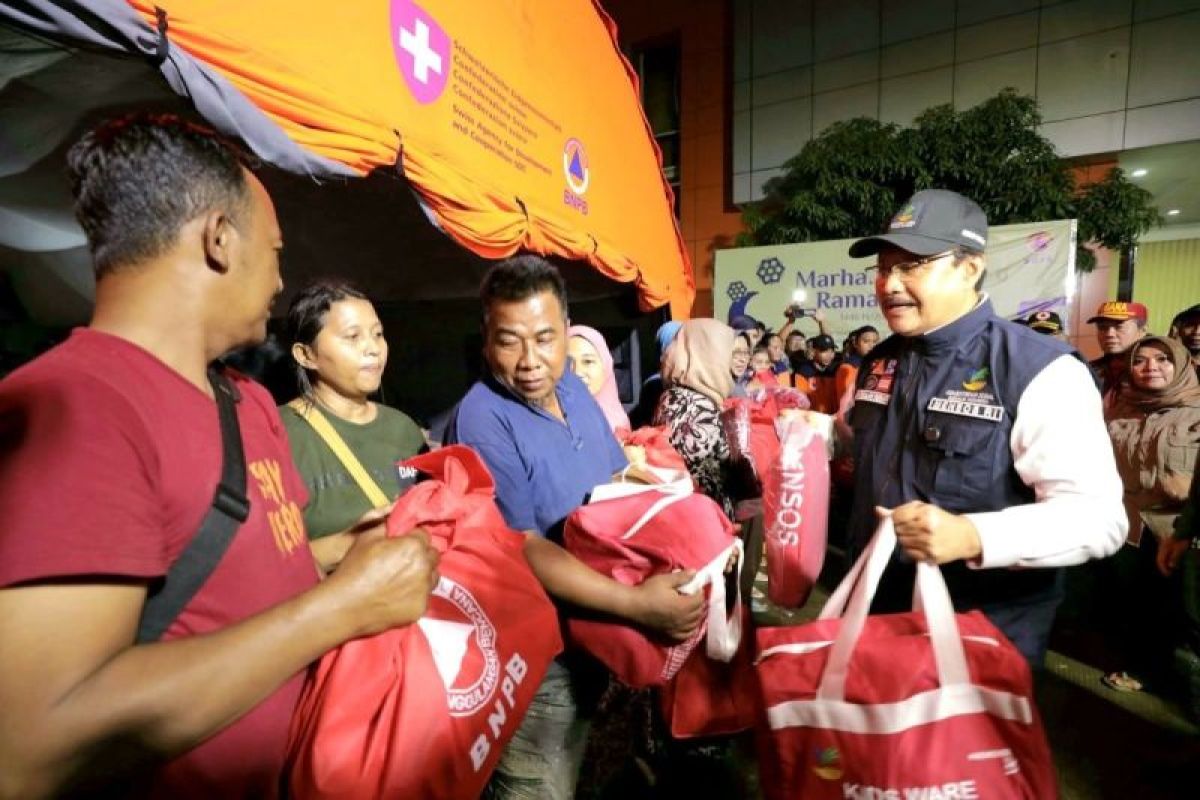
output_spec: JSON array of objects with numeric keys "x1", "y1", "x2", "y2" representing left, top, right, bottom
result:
[
  {"x1": 732, "y1": 0, "x2": 1200, "y2": 203},
  {"x1": 1134, "y1": 238, "x2": 1200, "y2": 333}
]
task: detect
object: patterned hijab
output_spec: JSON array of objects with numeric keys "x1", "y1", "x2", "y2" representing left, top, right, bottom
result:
[
  {"x1": 567, "y1": 325, "x2": 630, "y2": 432},
  {"x1": 1117, "y1": 336, "x2": 1200, "y2": 412},
  {"x1": 663, "y1": 319, "x2": 736, "y2": 404}
]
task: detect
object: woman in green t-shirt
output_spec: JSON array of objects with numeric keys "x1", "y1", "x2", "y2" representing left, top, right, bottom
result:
[{"x1": 281, "y1": 281, "x2": 425, "y2": 573}]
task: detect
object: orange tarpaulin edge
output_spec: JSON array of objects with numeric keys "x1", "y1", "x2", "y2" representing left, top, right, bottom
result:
[{"x1": 127, "y1": 0, "x2": 694, "y2": 317}]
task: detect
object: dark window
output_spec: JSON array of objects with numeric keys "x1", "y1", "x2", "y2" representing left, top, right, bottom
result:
[
  {"x1": 602, "y1": 326, "x2": 642, "y2": 406},
  {"x1": 631, "y1": 40, "x2": 681, "y2": 220}
]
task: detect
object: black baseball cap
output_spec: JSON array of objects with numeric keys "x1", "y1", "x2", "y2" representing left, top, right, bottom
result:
[
  {"x1": 1025, "y1": 310, "x2": 1063, "y2": 334},
  {"x1": 849, "y1": 189, "x2": 988, "y2": 258},
  {"x1": 810, "y1": 334, "x2": 837, "y2": 351}
]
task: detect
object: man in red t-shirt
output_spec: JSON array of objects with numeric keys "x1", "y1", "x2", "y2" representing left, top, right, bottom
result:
[{"x1": 0, "y1": 115, "x2": 440, "y2": 798}]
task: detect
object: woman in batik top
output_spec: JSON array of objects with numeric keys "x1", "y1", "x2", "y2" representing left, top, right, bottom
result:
[{"x1": 653, "y1": 318, "x2": 742, "y2": 517}]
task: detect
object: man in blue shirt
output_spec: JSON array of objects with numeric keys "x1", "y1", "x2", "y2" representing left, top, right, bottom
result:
[
  {"x1": 453, "y1": 361, "x2": 624, "y2": 538},
  {"x1": 449, "y1": 255, "x2": 703, "y2": 800}
]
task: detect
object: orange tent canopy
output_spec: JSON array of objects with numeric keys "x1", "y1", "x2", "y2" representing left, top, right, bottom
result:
[{"x1": 127, "y1": 0, "x2": 694, "y2": 316}]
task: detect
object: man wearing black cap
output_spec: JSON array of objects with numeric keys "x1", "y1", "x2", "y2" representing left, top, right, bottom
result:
[
  {"x1": 791, "y1": 333, "x2": 841, "y2": 413},
  {"x1": 1024, "y1": 309, "x2": 1067, "y2": 342},
  {"x1": 844, "y1": 189, "x2": 1126, "y2": 668},
  {"x1": 1171, "y1": 303, "x2": 1200, "y2": 377}
]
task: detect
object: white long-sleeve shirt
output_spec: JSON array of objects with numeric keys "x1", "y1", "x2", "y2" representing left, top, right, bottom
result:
[{"x1": 965, "y1": 354, "x2": 1127, "y2": 569}]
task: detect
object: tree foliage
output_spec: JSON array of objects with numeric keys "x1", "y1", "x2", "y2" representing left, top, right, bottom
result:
[{"x1": 737, "y1": 90, "x2": 1160, "y2": 271}]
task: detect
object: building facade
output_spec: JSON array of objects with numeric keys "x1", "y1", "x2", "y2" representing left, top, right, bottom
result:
[{"x1": 605, "y1": 0, "x2": 1199, "y2": 337}]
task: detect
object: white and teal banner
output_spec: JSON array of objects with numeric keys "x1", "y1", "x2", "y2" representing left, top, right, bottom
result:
[{"x1": 714, "y1": 220, "x2": 1078, "y2": 343}]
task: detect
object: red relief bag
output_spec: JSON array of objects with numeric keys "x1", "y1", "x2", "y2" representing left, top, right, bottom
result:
[
  {"x1": 563, "y1": 479, "x2": 743, "y2": 688},
  {"x1": 659, "y1": 601, "x2": 758, "y2": 738},
  {"x1": 619, "y1": 425, "x2": 688, "y2": 474},
  {"x1": 722, "y1": 397, "x2": 779, "y2": 493},
  {"x1": 762, "y1": 415, "x2": 831, "y2": 608},
  {"x1": 753, "y1": 518, "x2": 1058, "y2": 800},
  {"x1": 287, "y1": 446, "x2": 563, "y2": 800}
]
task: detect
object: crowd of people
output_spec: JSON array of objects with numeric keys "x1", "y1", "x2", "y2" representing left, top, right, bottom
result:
[
  {"x1": 0, "y1": 113, "x2": 1197, "y2": 799},
  {"x1": 724, "y1": 308, "x2": 880, "y2": 416}
]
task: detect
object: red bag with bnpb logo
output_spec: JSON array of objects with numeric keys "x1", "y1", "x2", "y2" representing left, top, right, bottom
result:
[
  {"x1": 762, "y1": 416, "x2": 830, "y2": 608},
  {"x1": 287, "y1": 447, "x2": 562, "y2": 800}
]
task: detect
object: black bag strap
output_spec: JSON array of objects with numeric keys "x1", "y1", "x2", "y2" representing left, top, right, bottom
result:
[{"x1": 136, "y1": 367, "x2": 251, "y2": 643}]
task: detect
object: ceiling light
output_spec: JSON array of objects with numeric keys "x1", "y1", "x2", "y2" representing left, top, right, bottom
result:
[
  {"x1": 1131, "y1": 168, "x2": 1148, "y2": 177},
  {"x1": 1168, "y1": 209, "x2": 1181, "y2": 216}
]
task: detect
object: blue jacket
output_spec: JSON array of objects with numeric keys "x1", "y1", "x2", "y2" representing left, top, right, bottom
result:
[{"x1": 848, "y1": 299, "x2": 1078, "y2": 608}]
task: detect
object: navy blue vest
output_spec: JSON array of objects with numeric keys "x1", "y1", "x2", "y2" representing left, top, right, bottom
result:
[{"x1": 848, "y1": 299, "x2": 1077, "y2": 609}]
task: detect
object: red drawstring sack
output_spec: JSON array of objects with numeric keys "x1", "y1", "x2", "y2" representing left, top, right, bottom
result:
[
  {"x1": 754, "y1": 518, "x2": 1057, "y2": 800},
  {"x1": 619, "y1": 425, "x2": 688, "y2": 474},
  {"x1": 762, "y1": 416, "x2": 830, "y2": 608},
  {"x1": 287, "y1": 446, "x2": 562, "y2": 800},
  {"x1": 563, "y1": 479, "x2": 743, "y2": 688},
  {"x1": 659, "y1": 601, "x2": 758, "y2": 738}
]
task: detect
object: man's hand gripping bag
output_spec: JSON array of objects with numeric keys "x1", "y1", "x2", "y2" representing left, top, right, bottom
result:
[
  {"x1": 753, "y1": 518, "x2": 1057, "y2": 800},
  {"x1": 563, "y1": 479, "x2": 743, "y2": 688},
  {"x1": 287, "y1": 446, "x2": 562, "y2": 800},
  {"x1": 763, "y1": 415, "x2": 830, "y2": 608}
]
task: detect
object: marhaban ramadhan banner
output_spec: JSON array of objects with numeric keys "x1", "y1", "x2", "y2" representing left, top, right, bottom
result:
[{"x1": 714, "y1": 220, "x2": 1078, "y2": 343}]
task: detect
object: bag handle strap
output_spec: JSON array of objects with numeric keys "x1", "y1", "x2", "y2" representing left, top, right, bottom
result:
[
  {"x1": 678, "y1": 538, "x2": 744, "y2": 661},
  {"x1": 288, "y1": 399, "x2": 390, "y2": 508},
  {"x1": 817, "y1": 512, "x2": 889, "y2": 621},
  {"x1": 816, "y1": 517, "x2": 970, "y2": 701},
  {"x1": 137, "y1": 367, "x2": 250, "y2": 643}
]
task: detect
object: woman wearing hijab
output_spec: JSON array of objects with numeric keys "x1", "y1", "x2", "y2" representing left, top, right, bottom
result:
[
  {"x1": 567, "y1": 324, "x2": 630, "y2": 433},
  {"x1": 1109, "y1": 337, "x2": 1200, "y2": 535},
  {"x1": 1101, "y1": 336, "x2": 1200, "y2": 693},
  {"x1": 654, "y1": 319, "x2": 742, "y2": 516}
]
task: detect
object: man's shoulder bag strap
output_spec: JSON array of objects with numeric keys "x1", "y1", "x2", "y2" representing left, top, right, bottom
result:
[
  {"x1": 286, "y1": 399, "x2": 390, "y2": 508},
  {"x1": 136, "y1": 367, "x2": 251, "y2": 643}
]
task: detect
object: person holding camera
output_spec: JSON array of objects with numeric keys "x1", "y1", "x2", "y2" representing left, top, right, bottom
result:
[{"x1": 777, "y1": 303, "x2": 830, "y2": 348}]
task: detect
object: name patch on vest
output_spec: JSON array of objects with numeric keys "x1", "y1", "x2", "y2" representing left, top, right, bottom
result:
[
  {"x1": 927, "y1": 396, "x2": 1004, "y2": 422},
  {"x1": 855, "y1": 359, "x2": 897, "y2": 405}
]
